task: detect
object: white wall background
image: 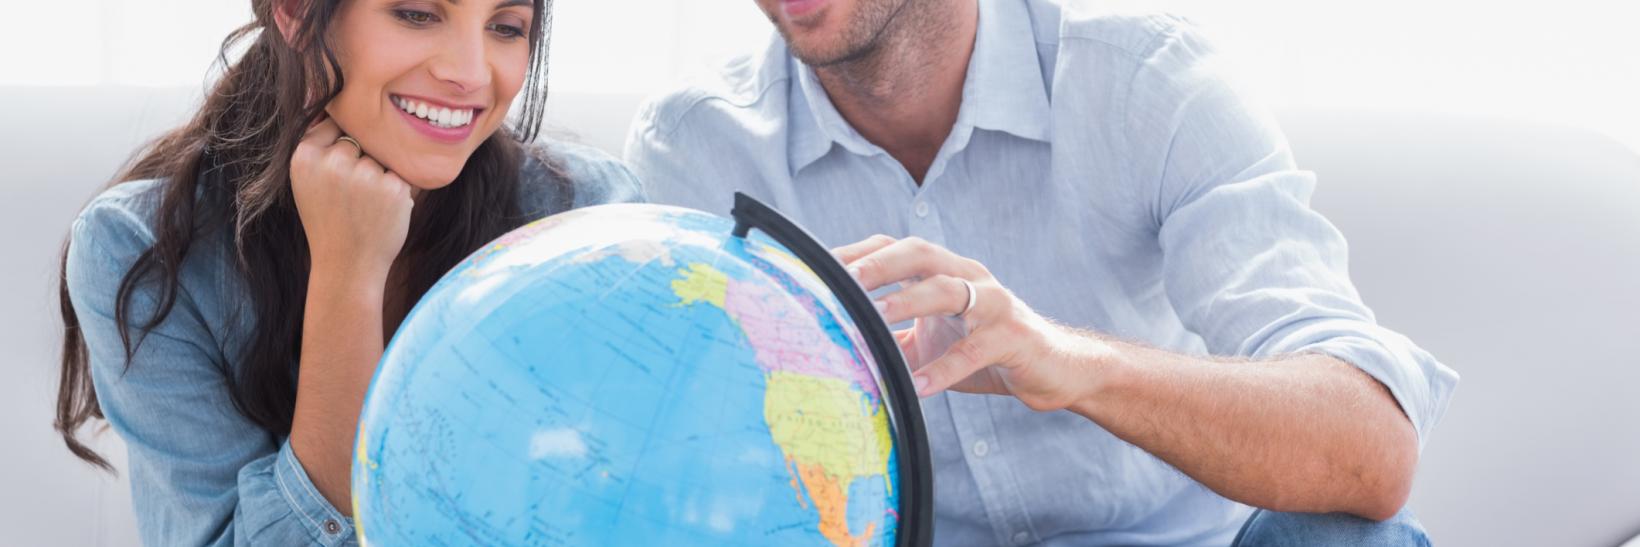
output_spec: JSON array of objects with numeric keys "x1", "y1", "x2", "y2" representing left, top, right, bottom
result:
[{"x1": 3, "y1": 0, "x2": 1636, "y2": 152}]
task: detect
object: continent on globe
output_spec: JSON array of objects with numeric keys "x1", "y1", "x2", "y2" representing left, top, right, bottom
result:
[
  {"x1": 671, "y1": 260, "x2": 895, "y2": 547},
  {"x1": 352, "y1": 204, "x2": 913, "y2": 547}
]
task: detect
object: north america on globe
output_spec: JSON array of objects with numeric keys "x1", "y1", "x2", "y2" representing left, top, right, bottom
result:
[{"x1": 350, "y1": 204, "x2": 908, "y2": 546}]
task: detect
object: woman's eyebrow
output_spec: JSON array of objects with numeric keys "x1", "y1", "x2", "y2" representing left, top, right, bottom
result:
[{"x1": 441, "y1": 0, "x2": 534, "y2": 9}]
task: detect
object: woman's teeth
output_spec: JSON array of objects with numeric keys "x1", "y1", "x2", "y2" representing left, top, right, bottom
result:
[{"x1": 395, "y1": 96, "x2": 475, "y2": 129}]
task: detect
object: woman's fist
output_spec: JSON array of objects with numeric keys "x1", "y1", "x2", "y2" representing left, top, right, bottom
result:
[{"x1": 290, "y1": 117, "x2": 414, "y2": 279}]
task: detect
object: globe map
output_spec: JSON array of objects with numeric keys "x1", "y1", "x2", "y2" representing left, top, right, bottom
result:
[{"x1": 351, "y1": 203, "x2": 905, "y2": 546}]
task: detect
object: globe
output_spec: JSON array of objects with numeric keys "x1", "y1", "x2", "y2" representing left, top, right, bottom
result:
[{"x1": 350, "y1": 197, "x2": 930, "y2": 546}]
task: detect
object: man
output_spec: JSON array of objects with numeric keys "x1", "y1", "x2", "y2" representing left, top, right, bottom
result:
[{"x1": 626, "y1": 0, "x2": 1457, "y2": 543}]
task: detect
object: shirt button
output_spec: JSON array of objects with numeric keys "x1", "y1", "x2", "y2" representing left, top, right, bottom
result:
[
  {"x1": 1013, "y1": 531, "x2": 1031, "y2": 545},
  {"x1": 914, "y1": 201, "x2": 931, "y2": 218},
  {"x1": 972, "y1": 440, "x2": 989, "y2": 457},
  {"x1": 323, "y1": 519, "x2": 342, "y2": 534}
]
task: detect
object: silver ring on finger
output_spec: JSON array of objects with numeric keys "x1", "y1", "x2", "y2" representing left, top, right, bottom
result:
[
  {"x1": 952, "y1": 278, "x2": 977, "y2": 319},
  {"x1": 335, "y1": 135, "x2": 363, "y2": 158}
]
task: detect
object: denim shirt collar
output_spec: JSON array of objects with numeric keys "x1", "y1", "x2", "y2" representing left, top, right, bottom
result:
[{"x1": 786, "y1": 0, "x2": 1052, "y2": 176}]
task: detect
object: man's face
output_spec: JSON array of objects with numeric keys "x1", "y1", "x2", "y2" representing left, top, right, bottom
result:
[{"x1": 754, "y1": 0, "x2": 907, "y2": 66}]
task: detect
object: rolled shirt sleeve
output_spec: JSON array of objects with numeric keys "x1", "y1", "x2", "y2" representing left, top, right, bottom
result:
[
  {"x1": 235, "y1": 439, "x2": 356, "y2": 545},
  {"x1": 1134, "y1": 18, "x2": 1458, "y2": 445},
  {"x1": 517, "y1": 141, "x2": 648, "y2": 221},
  {"x1": 559, "y1": 142, "x2": 647, "y2": 208},
  {"x1": 66, "y1": 190, "x2": 357, "y2": 546}
]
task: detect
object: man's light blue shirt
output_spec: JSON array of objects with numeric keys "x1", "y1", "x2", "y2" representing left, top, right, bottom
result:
[{"x1": 626, "y1": 0, "x2": 1457, "y2": 544}]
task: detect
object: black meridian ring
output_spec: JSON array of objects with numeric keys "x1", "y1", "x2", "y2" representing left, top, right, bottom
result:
[{"x1": 729, "y1": 192, "x2": 933, "y2": 547}]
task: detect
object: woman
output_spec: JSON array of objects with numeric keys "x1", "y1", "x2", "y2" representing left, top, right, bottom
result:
[{"x1": 53, "y1": 0, "x2": 640, "y2": 544}]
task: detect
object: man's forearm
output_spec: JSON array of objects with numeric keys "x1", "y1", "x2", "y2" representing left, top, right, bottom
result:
[{"x1": 1066, "y1": 335, "x2": 1418, "y2": 520}]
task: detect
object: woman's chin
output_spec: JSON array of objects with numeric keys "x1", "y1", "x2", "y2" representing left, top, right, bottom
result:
[
  {"x1": 391, "y1": 162, "x2": 464, "y2": 192},
  {"x1": 404, "y1": 174, "x2": 458, "y2": 192}
]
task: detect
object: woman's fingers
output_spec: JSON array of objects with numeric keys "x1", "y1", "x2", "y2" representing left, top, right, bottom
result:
[
  {"x1": 289, "y1": 124, "x2": 414, "y2": 274},
  {"x1": 302, "y1": 116, "x2": 342, "y2": 145},
  {"x1": 379, "y1": 169, "x2": 415, "y2": 202},
  {"x1": 293, "y1": 118, "x2": 350, "y2": 174}
]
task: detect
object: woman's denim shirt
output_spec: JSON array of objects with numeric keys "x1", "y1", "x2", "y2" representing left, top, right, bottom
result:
[{"x1": 65, "y1": 142, "x2": 644, "y2": 546}]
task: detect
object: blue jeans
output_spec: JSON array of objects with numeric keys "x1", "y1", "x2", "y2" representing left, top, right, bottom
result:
[{"x1": 1231, "y1": 506, "x2": 1431, "y2": 546}]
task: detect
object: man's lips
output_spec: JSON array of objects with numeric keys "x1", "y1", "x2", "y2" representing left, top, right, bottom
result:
[{"x1": 781, "y1": 0, "x2": 827, "y2": 19}]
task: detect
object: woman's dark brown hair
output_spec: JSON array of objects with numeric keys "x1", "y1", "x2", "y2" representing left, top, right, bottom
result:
[{"x1": 55, "y1": 0, "x2": 559, "y2": 471}]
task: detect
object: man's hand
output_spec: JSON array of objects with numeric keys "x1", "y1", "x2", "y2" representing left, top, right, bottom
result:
[
  {"x1": 833, "y1": 235, "x2": 1118, "y2": 411},
  {"x1": 831, "y1": 234, "x2": 1419, "y2": 520}
]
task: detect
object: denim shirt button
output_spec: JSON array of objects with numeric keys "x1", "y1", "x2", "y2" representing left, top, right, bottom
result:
[{"x1": 323, "y1": 519, "x2": 342, "y2": 534}]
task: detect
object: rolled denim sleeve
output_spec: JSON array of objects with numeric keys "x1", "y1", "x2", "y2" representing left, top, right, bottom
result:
[
  {"x1": 1133, "y1": 19, "x2": 1458, "y2": 445},
  {"x1": 66, "y1": 191, "x2": 356, "y2": 546},
  {"x1": 558, "y1": 141, "x2": 646, "y2": 208},
  {"x1": 235, "y1": 439, "x2": 356, "y2": 546},
  {"x1": 518, "y1": 141, "x2": 646, "y2": 221}
]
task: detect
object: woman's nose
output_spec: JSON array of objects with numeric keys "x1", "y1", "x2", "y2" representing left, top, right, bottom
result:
[{"x1": 428, "y1": 31, "x2": 492, "y2": 93}]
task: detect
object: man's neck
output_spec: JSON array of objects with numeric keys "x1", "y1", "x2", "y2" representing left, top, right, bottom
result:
[{"x1": 813, "y1": 0, "x2": 978, "y2": 183}]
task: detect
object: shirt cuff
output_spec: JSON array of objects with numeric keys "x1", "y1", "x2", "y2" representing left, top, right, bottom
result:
[
  {"x1": 275, "y1": 438, "x2": 358, "y2": 546},
  {"x1": 1262, "y1": 319, "x2": 1460, "y2": 449}
]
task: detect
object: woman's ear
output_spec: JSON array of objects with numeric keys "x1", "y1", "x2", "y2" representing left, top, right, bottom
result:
[{"x1": 272, "y1": 0, "x2": 304, "y2": 46}]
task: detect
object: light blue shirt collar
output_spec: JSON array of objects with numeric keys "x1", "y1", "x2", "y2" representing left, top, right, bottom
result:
[{"x1": 786, "y1": 0, "x2": 1052, "y2": 176}]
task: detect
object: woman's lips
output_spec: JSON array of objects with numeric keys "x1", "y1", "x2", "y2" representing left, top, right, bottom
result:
[{"x1": 392, "y1": 95, "x2": 479, "y2": 144}]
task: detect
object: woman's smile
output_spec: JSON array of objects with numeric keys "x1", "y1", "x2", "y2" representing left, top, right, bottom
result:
[
  {"x1": 319, "y1": 0, "x2": 534, "y2": 188},
  {"x1": 390, "y1": 93, "x2": 485, "y2": 144}
]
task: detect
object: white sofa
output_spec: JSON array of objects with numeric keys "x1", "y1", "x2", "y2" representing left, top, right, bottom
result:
[{"x1": 4, "y1": 86, "x2": 1637, "y2": 546}]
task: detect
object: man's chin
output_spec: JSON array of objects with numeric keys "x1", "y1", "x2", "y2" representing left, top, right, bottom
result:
[
  {"x1": 777, "y1": 12, "x2": 888, "y2": 68},
  {"x1": 784, "y1": 33, "x2": 867, "y2": 67}
]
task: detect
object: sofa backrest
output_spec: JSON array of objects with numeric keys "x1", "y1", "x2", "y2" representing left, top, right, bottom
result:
[{"x1": 5, "y1": 86, "x2": 1637, "y2": 546}]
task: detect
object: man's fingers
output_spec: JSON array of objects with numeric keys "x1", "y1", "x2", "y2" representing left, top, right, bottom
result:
[
  {"x1": 847, "y1": 236, "x2": 976, "y2": 292},
  {"x1": 892, "y1": 328, "x2": 919, "y2": 365},
  {"x1": 893, "y1": 327, "x2": 914, "y2": 347},
  {"x1": 876, "y1": 275, "x2": 969, "y2": 324},
  {"x1": 831, "y1": 234, "x2": 897, "y2": 266},
  {"x1": 912, "y1": 327, "x2": 1008, "y2": 397}
]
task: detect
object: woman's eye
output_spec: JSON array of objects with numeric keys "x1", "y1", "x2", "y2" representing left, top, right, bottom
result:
[
  {"x1": 490, "y1": 23, "x2": 527, "y2": 39},
  {"x1": 394, "y1": 9, "x2": 437, "y2": 25}
]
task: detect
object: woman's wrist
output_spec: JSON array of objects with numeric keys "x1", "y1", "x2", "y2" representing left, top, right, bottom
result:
[
  {"x1": 290, "y1": 263, "x2": 388, "y2": 516},
  {"x1": 308, "y1": 256, "x2": 392, "y2": 298}
]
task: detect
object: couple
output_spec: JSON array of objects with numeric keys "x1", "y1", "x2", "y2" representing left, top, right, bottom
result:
[{"x1": 54, "y1": 0, "x2": 1456, "y2": 545}]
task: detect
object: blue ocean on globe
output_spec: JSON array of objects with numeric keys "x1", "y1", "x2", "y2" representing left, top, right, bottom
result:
[{"x1": 351, "y1": 203, "x2": 903, "y2": 546}]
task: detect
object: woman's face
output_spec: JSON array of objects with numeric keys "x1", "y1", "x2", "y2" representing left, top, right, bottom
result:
[{"x1": 324, "y1": 0, "x2": 534, "y2": 189}]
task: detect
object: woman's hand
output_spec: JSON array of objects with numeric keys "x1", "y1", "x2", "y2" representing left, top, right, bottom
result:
[
  {"x1": 290, "y1": 117, "x2": 414, "y2": 280},
  {"x1": 834, "y1": 235, "x2": 1120, "y2": 412}
]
